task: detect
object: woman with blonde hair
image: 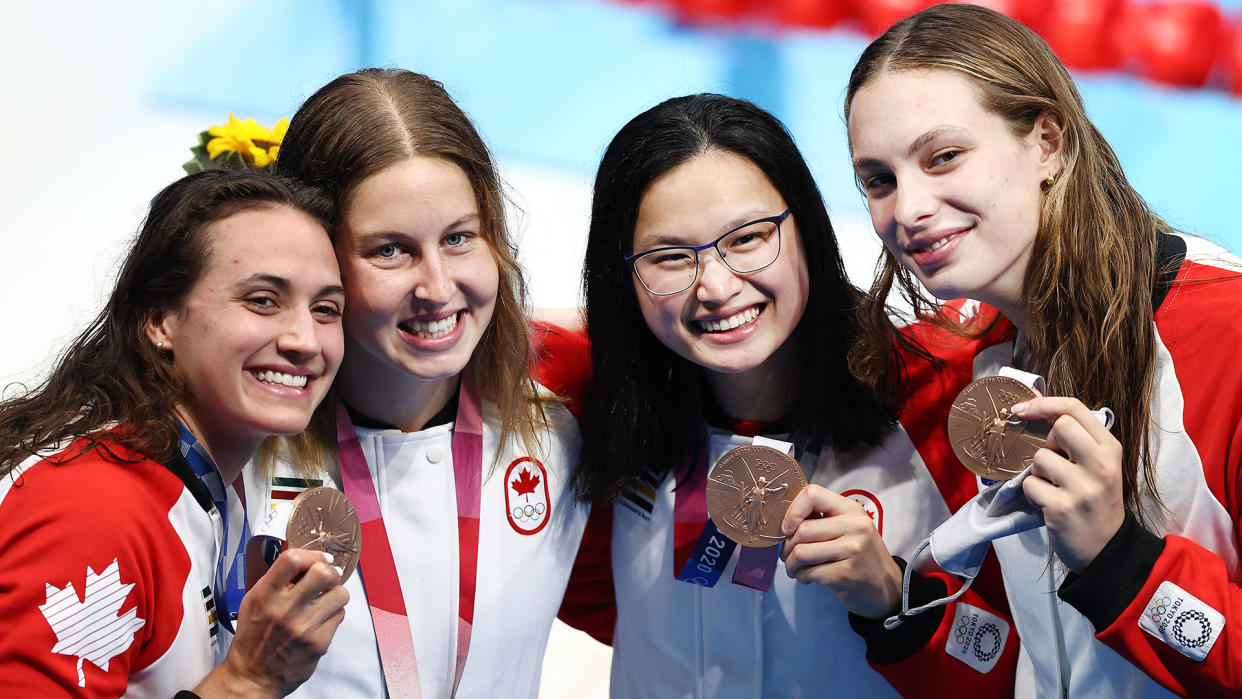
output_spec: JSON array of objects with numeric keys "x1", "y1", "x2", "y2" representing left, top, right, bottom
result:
[
  {"x1": 843, "y1": 3, "x2": 1242, "y2": 695},
  {"x1": 241, "y1": 68, "x2": 591, "y2": 697}
]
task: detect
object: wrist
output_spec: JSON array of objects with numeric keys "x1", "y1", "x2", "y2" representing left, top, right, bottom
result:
[{"x1": 194, "y1": 654, "x2": 283, "y2": 699}]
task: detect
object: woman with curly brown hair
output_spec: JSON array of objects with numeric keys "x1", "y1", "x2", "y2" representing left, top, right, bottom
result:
[{"x1": 0, "y1": 169, "x2": 349, "y2": 697}]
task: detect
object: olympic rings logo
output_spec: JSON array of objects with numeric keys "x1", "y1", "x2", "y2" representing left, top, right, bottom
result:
[
  {"x1": 955, "y1": 615, "x2": 971, "y2": 646},
  {"x1": 511, "y1": 502, "x2": 547, "y2": 523},
  {"x1": 1148, "y1": 596, "x2": 1173, "y2": 623}
]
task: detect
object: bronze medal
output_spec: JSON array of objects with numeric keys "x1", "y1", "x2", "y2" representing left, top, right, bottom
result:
[
  {"x1": 705, "y1": 445, "x2": 806, "y2": 548},
  {"x1": 285, "y1": 486, "x2": 362, "y2": 583},
  {"x1": 947, "y1": 376, "x2": 1050, "y2": 481}
]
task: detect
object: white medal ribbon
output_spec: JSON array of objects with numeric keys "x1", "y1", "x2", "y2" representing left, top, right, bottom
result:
[{"x1": 885, "y1": 370, "x2": 1113, "y2": 629}]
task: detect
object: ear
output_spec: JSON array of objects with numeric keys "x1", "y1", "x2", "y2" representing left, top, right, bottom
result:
[
  {"x1": 145, "y1": 306, "x2": 176, "y2": 352},
  {"x1": 1029, "y1": 108, "x2": 1065, "y2": 176}
]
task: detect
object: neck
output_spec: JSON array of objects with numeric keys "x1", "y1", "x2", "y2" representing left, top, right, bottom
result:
[
  {"x1": 337, "y1": 352, "x2": 460, "y2": 433},
  {"x1": 703, "y1": 342, "x2": 797, "y2": 423},
  {"x1": 175, "y1": 408, "x2": 259, "y2": 484}
]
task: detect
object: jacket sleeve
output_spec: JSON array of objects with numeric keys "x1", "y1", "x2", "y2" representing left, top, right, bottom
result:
[
  {"x1": 556, "y1": 502, "x2": 617, "y2": 645},
  {"x1": 849, "y1": 553, "x2": 1020, "y2": 696},
  {"x1": 1059, "y1": 511, "x2": 1242, "y2": 695},
  {"x1": 0, "y1": 457, "x2": 192, "y2": 697}
]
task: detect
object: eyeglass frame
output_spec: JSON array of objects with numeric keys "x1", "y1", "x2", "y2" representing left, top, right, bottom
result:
[{"x1": 623, "y1": 209, "x2": 792, "y2": 296}]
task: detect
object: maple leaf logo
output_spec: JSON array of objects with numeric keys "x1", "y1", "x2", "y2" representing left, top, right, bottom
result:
[
  {"x1": 39, "y1": 559, "x2": 146, "y2": 688},
  {"x1": 510, "y1": 466, "x2": 541, "y2": 499}
]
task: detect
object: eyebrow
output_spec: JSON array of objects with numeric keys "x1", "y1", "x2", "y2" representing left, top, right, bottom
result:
[
  {"x1": 352, "y1": 212, "x2": 482, "y2": 242},
  {"x1": 233, "y1": 274, "x2": 345, "y2": 298},
  {"x1": 853, "y1": 125, "x2": 966, "y2": 171},
  {"x1": 637, "y1": 210, "x2": 775, "y2": 248}
]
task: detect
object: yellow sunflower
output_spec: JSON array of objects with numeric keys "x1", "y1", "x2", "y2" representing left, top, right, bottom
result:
[{"x1": 205, "y1": 114, "x2": 290, "y2": 168}]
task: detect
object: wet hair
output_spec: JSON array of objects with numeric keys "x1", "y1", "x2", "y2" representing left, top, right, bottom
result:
[
  {"x1": 844, "y1": 3, "x2": 1175, "y2": 517},
  {"x1": 0, "y1": 169, "x2": 334, "y2": 474},
  {"x1": 576, "y1": 93, "x2": 895, "y2": 501},
  {"x1": 275, "y1": 68, "x2": 545, "y2": 461}
]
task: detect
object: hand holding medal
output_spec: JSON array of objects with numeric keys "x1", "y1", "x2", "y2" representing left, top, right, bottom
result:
[
  {"x1": 779, "y1": 488, "x2": 903, "y2": 620},
  {"x1": 947, "y1": 373, "x2": 1124, "y2": 572}
]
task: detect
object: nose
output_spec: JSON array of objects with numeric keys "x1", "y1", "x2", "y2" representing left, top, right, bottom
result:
[
  {"x1": 694, "y1": 249, "x2": 743, "y2": 306},
  {"x1": 276, "y1": 306, "x2": 322, "y2": 361},
  {"x1": 893, "y1": 175, "x2": 937, "y2": 230},
  {"x1": 413, "y1": 255, "x2": 453, "y2": 304}
]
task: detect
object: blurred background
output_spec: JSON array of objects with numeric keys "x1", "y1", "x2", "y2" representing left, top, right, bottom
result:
[{"x1": 4, "y1": 1, "x2": 1242, "y2": 695}]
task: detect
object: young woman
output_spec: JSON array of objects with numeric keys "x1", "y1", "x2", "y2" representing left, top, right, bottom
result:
[
  {"x1": 573, "y1": 93, "x2": 1017, "y2": 698},
  {"x1": 250, "y1": 68, "x2": 591, "y2": 697},
  {"x1": 0, "y1": 170, "x2": 349, "y2": 697},
  {"x1": 844, "y1": 4, "x2": 1242, "y2": 696}
]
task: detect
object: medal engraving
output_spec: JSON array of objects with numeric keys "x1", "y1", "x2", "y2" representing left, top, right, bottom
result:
[
  {"x1": 705, "y1": 445, "x2": 806, "y2": 547},
  {"x1": 286, "y1": 486, "x2": 362, "y2": 583},
  {"x1": 947, "y1": 376, "x2": 1050, "y2": 480}
]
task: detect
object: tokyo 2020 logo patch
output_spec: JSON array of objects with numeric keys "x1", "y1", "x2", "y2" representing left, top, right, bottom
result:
[
  {"x1": 1139, "y1": 581, "x2": 1225, "y2": 662},
  {"x1": 945, "y1": 603, "x2": 1008, "y2": 674},
  {"x1": 505, "y1": 457, "x2": 550, "y2": 535}
]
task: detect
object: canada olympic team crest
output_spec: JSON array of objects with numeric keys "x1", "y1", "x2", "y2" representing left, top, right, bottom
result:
[{"x1": 505, "y1": 457, "x2": 551, "y2": 535}]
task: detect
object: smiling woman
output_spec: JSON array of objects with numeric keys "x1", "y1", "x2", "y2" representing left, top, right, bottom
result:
[
  {"x1": 843, "y1": 5, "x2": 1242, "y2": 696},
  {"x1": 254, "y1": 68, "x2": 593, "y2": 698},
  {"x1": 0, "y1": 170, "x2": 350, "y2": 697}
]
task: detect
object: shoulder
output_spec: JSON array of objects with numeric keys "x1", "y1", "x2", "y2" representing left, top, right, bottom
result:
[
  {"x1": 1, "y1": 441, "x2": 190, "y2": 530},
  {"x1": 0, "y1": 442, "x2": 198, "y2": 692},
  {"x1": 1156, "y1": 242, "x2": 1242, "y2": 354},
  {"x1": 531, "y1": 320, "x2": 592, "y2": 417}
]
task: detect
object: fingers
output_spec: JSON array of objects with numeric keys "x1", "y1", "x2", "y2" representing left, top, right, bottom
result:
[
  {"x1": 254, "y1": 547, "x2": 335, "y2": 591},
  {"x1": 1013, "y1": 396, "x2": 1112, "y2": 444},
  {"x1": 781, "y1": 485, "x2": 864, "y2": 537}
]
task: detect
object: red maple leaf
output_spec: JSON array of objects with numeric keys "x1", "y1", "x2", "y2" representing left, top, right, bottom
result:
[{"x1": 511, "y1": 467, "x2": 540, "y2": 499}]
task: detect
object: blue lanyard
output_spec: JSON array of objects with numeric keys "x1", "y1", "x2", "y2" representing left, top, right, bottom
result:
[{"x1": 179, "y1": 424, "x2": 251, "y2": 634}]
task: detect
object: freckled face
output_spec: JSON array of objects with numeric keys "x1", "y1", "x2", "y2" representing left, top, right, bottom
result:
[
  {"x1": 335, "y1": 156, "x2": 499, "y2": 387},
  {"x1": 848, "y1": 69, "x2": 1057, "y2": 314},
  {"x1": 630, "y1": 150, "x2": 809, "y2": 380}
]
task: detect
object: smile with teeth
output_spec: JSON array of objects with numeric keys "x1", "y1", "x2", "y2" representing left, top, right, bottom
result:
[
  {"x1": 696, "y1": 306, "x2": 761, "y2": 333},
  {"x1": 910, "y1": 230, "x2": 964, "y2": 253},
  {"x1": 251, "y1": 370, "x2": 308, "y2": 389},
  {"x1": 402, "y1": 311, "x2": 460, "y2": 339}
]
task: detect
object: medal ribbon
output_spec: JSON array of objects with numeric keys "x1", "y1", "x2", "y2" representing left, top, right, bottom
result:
[
  {"x1": 336, "y1": 375, "x2": 483, "y2": 698},
  {"x1": 178, "y1": 424, "x2": 251, "y2": 634},
  {"x1": 673, "y1": 433, "x2": 803, "y2": 591}
]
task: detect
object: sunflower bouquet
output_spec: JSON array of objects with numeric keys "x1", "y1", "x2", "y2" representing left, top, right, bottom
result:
[{"x1": 183, "y1": 113, "x2": 289, "y2": 174}]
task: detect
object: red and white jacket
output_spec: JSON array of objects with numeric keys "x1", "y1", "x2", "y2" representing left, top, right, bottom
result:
[
  {"x1": 866, "y1": 234, "x2": 1242, "y2": 697},
  {"x1": 0, "y1": 439, "x2": 222, "y2": 697}
]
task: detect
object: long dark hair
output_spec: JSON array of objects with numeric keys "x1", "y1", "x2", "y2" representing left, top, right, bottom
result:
[
  {"x1": 0, "y1": 170, "x2": 334, "y2": 475},
  {"x1": 276, "y1": 68, "x2": 545, "y2": 459},
  {"x1": 575, "y1": 93, "x2": 895, "y2": 501}
]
